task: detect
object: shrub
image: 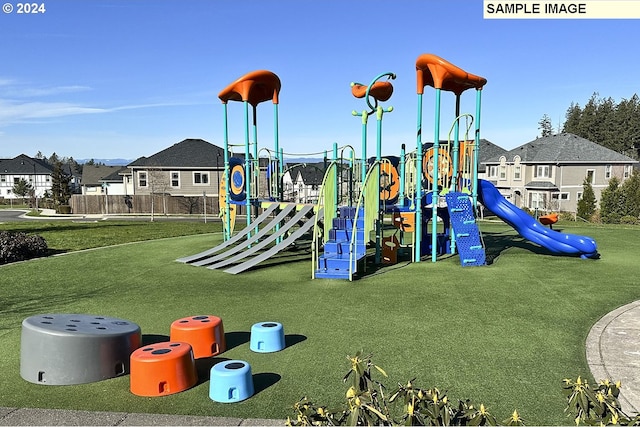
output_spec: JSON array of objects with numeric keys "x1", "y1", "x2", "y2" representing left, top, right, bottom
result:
[
  {"x1": 620, "y1": 215, "x2": 639, "y2": 225},
  {"x1": 558, "y1": 211, "x2": 576, "y2": 222},
  {"x1": 0, "y1": 231, "x2": 48, "y2": 265}
]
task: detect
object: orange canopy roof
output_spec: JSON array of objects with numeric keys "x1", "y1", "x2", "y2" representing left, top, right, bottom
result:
[
  {"x1": 415, "y1": 54, "x2": 487, "y2": 95},
  {"x1": 351, "y1": 81, "x2": 394, "y2": 102},
  {"x1": 218, "y1": 70, "x2": 281, "y2": 106}
]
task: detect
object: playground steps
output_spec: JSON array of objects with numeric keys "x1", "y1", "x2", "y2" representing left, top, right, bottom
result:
[
  {"x1": 446, "y1": 192, "x2": 486, "y2": 267},
  {"x1": 315, "y1": 207, "x2": 367, "y2": 279}
]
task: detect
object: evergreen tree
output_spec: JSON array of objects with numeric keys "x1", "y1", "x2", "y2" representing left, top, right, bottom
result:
[
  {"x1": 12, "y1": 178, "x2": 33, "y2": 203},
  {"x1": 620, "y1": 169, "x2": 640, "y2": 218},
  {"x1": 577, "y1": 178, "x2": 596, "y2": 221},
  {"x1": 561, "y1": 92, "x2": 640, "y2": 157},
  {"x1": 538, "y1": 114, "x2": 554, "y2": 137},
  {"x1": 563, "y1": 102, "x2": 582, "y2": 134},
  {"x1": 599, "y1": 177, "x2": 624, "y2": 224},
  {"x1": 50, "y1": 161, "x2": 71, "y2": 209}
]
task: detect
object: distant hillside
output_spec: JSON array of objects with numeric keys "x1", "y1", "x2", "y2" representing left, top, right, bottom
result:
[{"x1": 77, "y1": 159, "x2": 133, "y2": 166}]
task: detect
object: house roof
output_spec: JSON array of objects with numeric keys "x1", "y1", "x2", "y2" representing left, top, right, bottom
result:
[
  {"x1": 128, "y1": 139, "x2": 227, "y2": 168},
  {"x1": 484, "y1": 133, "x2": 638, "y2": 164},
  {"x1": 81, "y1": 165, "x2": 127, "y2": 186},
  {"x1": 297, "y1": 162, "x2": 326, "y2": 185},
  {"x1": 525, "y1": 181, "x2": 559, "y2": 189},
  {"x1": 0, "y1": 154, "x2": 54, "y2": 174}
]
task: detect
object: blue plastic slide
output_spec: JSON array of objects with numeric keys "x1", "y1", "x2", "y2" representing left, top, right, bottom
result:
[{"x1": 477, "y1": 179, "x2": 599, "y2": 259}]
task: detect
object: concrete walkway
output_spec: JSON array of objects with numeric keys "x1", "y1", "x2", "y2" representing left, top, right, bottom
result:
[
  {"x1": 586, "y1": 300, "x2": 640, "y2": 415},
  {"x1": 0, "y1": 407, "x2": 286, "y2": 426}
]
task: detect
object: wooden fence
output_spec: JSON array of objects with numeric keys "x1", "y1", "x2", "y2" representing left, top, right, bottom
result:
[{"x1": 70, "y1": 194, "x2": 248, "y2": 216}]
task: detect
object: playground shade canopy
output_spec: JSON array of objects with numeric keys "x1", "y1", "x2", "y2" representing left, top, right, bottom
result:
[
  {"x1": 415, "y1": 53, "x2": 487, "y2": 95},
  {"x1": 218, "y1": 70, "x2": 281, "y2": 106},
  {"x1": 351, "y1": 81, "x2": 394, "y2": 102}
]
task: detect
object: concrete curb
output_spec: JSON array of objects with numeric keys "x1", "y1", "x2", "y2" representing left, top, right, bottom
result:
[{"x1": 586, "y1": 300, "x2": 640, "y2": 415}]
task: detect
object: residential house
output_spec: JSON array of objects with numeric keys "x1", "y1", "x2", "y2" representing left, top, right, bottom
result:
[
  {"x1": 281, "y1": 162, "x2": 326, "y2": 203},
  {"x1": 481, "y1": 133, "x2": 638, "y2": 213},
  {"x1": 0, "y1": 154, "x2": 54, "y2": 201},
  {"x1": 127, "y1": 139, "x2": 227, "y2": 197},
  {"x1": 80, "y1": 164, "x2": 132, "y2": 196}
]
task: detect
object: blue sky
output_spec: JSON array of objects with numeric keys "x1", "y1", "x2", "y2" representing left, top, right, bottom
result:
[{"x1": 1, "y1": 0, "x2": 638, "y2": 161}]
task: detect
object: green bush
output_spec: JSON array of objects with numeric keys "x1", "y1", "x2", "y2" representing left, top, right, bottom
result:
[
  {"x1": 0, "y1": 231, "x2": 48, "y2": 265},
  {"x1": 558, "y1": 211, "x2": 576, "y2": 222},
  {"x1": 620, "y1": 215, "x2": 639, "y2": 225},
  {"x1": 56, "y1": 205, "x2": 72, "y2": 214}
]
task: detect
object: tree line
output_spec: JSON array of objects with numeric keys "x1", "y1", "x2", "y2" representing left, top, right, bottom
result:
[
  {"x1": 540, "y1": 93, "x2": 640, "y2": 224},
  {"x1": 559, "y1": 93, "x2": 640, "y2": 159}
]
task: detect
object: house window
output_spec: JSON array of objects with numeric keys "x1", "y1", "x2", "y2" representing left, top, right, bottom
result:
[
  {"x1": 193, "y1": 172, "x2": 210, "y2": 185},
  {"x1": 171, "y1": 171, "x2": 180, "y2": 188},
  {"x1": 0, "y1": 175, "x2": 5, "y2": 182},
  {"x1": 514, "y1": 165, "x2": 521, "y2": 180},
  {"x1": 605, "y1": 165, "x2": 612, "y2": 179},
  {"x1": 552, "y1": 193, "x2": 570, "y2": 201},
  {"x1": 535, "y1": 165, "x2": 551, "y2": 178},
  {"x1": 586, "y1": 169, "x2": 595, "y2": 184},
  {"x1": 488, "y1": 165, "x2": 498, "y2": 178},
  {"x1": 529, "y1": 192, "x2": 546, "y2": 209},
  {"x1": 13, "y1": 177, "x2": 19, "y2": 184},
  {"x1": 499, "y1": 165, "x2": 506, "y2": 180},
  {"x1": 139, "y1": 172, "x2": 147, "y2": 187},
  {"x1": 624, "y1": 165, "x2": 631, "y2": 179},
  {"x1": 577, "y1": 191, "x2": 583, "y2": 200}
]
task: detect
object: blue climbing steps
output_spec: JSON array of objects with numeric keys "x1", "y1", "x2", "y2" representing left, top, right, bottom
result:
[
  {"x1": 446, "y1": 192, "x2": 486, "y2": 267},
  {"x1": 315, "y1": 207, "x2": 367, "y2": 279}
]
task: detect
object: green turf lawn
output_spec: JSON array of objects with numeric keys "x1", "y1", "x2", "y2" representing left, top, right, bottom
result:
[{"x1": 1, "y1": 219, "x2": 639, "y2": 425}]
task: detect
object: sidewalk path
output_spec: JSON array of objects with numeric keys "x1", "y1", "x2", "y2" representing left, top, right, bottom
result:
[
  {"x1": 587, "y1": 300, "x2": 640, "y2": 415},
  {"x1": 0, "y1": 407, "x2": 285, "y2": 426}
]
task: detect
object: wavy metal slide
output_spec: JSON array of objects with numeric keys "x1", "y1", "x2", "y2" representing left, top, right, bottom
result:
[{"x1": 477, "y1": 179, "x2": 599, "y2": 259}]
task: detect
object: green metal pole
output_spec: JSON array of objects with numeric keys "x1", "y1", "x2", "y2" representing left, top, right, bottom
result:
[
  {"x1": 431, "y1": 88, "x2": 442, "y2": 263},
  {"x1": 450, "y1": 95, "x2": 461, "y2": 256},
  {"x1": 333, "y1": 142, "x2": 338, "y2": 209},
  {"x1": 223, "y1": 103, "x2": 231, "y2": 241},
  {"x1": 415, "y1": 94, "x2": 423, "y2": 263},
  {"x1": 244, "y1": 101, "x2": 251, "y2": 236},
  {"x1": 252, "y1": 104, "x2": 258, "y2": 202},
  {"x1": 274, "y1": 103, "x2": 280, "y2": 200},
  {"x1": 360, "y1": 111, "x2": 368, "y2": 184},
  {"x1": 473, "y1": 89, "x2": 483, "y2": 210},
  {"x1": 399, "y1": 143, "x2": 406, "y2": 206},
  {"x1": 452, "y1": 95, "x2": 461, "y2": 191}
]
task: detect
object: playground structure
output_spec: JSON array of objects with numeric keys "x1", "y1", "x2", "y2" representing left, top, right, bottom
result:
[{"x1": 178, "y1": 53, "x2": 599, "y2": 279}]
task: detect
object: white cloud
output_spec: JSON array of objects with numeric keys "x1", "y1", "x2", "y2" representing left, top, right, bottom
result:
[{"x1": 0, "y1": 99, "x2": 104, "y2": 125}]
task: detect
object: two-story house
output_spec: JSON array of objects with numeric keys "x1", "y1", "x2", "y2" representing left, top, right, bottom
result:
[
  {"x1": 481, "y1": 133, "x2": 638, "y2": 213},
  {"x1": 0, "y1": 154, "x2": 55, "y2": 201}
]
